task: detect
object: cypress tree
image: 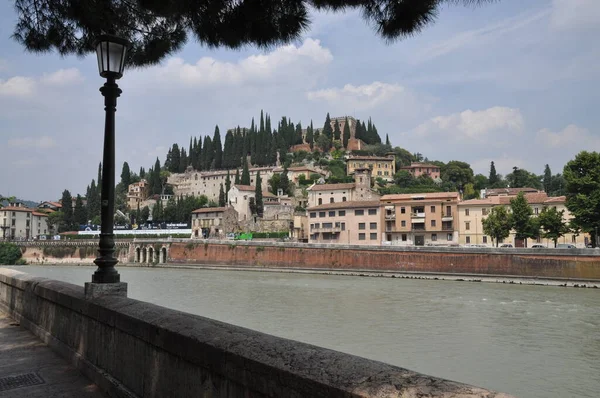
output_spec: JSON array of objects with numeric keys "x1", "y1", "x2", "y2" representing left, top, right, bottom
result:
[
  {"x1": 255, "y1": 171, "x2": 263, "y2": 216},
  {"x1": 489, "y1": 161, "x2": 499, "y2": 187},
  {"x1": 120, "y1": 162, "x2": 131, "y2": 190},
  {"x1": 178, "y1": 148, "x2": 187, "y2": 172},
  {"x1": 385, "y1": 134, "x2": 391, "y2": 146},
  {"x1": 223, "y1": 130, "x2": 234, "y2": 169},
  {"x1": 322, "y1": 113, "x2": 333, "y2": 139},
  {"x1": 295, "y1": 122, "x2": 303, "y2": 145},
  {"x1": 543, "y1": 164, "x2": 552, "y2": 193},
  {"x1": 195, "y1": 136, "x2": 203, "y2": 170},
  {"x1": 188, "y1": 137, "x2": 193, "y2": 166},
  {"x1": 241, "y1": 161, "x2": 251, "y2": 185},
  {"x1": 74, "y1": 194, "x2": 87, "y2": 225},
  {"x1": 306, "y1": 120, "x2": 314, "y2": 149},
  {"x1": 218, "y1": 184, "x2": 226, "y2": 206},
  {"x1": 202, "y1": 136, "x2": 213, "y2": 170},
  {"x1": 213, "y1": 125, "x2": 223, "y2": 169},
  {"x1": 60, "y1": 189, "x2": 74, "y2": 232},
  {"x1": 139, "y1": 167, "x2": 145, "y2": 178},
  {"x1": 225, "y1": 171, "x2": 231, "y2": 202},
  {"x1": 280, "y1": 165, "x2": 290, "y2": 196},
  {"x1": 170, "y1": 144, "x2": 180, "y2": 172},
  {"x1": 333, "y1": 119, "x2": 341, "y2": 141},
  {"x1": 342, "y1": 118, "x2": 351, "y2": 148},
  {"x1": 153, "y1": 158, "x2": 162, "y2": 194},
  {"x1": 235, "y1": 169, "x2": 240, "y2": 185}
]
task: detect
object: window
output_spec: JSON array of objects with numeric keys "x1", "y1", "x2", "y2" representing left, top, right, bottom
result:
[
  {"x1": 323, "y1": 223, "x2": 332, "y2": 229},
  {"x1": 447, "y1": 233, "x2": 453, "y2": 241},
  {"x1": 339, "y1": 210, "x2": 346, "y2": 216},
  {"x1": 534, "y1": 207, "x2": 539, "y2": 215},
  {"x1": 330, "y1": 198, "x2": 335, "y2": 203},
  {"x1": 377, "y1": 171, "x2": 382, "y2": 176},
  {"x1": 431, "y1": 234, "x2": 437, "y2": 241},
  {"x1": 401, "y1": 220, "x2": 406, "y2": 227},
  {"x1": 384, "y1": 171, "x2": 389, "y2": 176},
  {"x1": 314, "y1": 223, "x2": 320, "y2": 229},
  {"x1": 430, "y1": 206, "x2": 436, "y2": 213},
  {"x1": 368, "y1": 209, "x2": 377, "y2": 215},
  {"x1": 400, "y1": 207, "x2": 406, "y2": 214},
  {"x1": 370, "y1": 233, "x2": 377, "y2": 240},
  {"x1": 310, "y1": 212, "x2": 316, "y2": 218},
  {"x1": 341, "y1": 222, "x2": 346, "y2": 231},
  {"x1": 342, "y1": 197, "x2": 347, "y2": 202},
  {"x1": 359, "y1": 223, "x2": 366, "y2": 230},
  {"x1": 329, "y1": 211, "x2": 335, "y2": 217},
  {"x1": 319, "y1": 212, "x2": 326, "y2": 217},
  {"x1": 355, "y1": 210, "x2": 364, "y2": 216},
  {"x1": 318, "y1": 198, "x2": 323, "y2": 205},
  {"x1": 11, "y1": 219, "x2": 15, "y2": 226},
  {"x1": 483, "y1": 236, "x2": 488, "y2": 244},
  {"x1": 310, "y1": 224, "x2": 314, "y2": 230},
  {"x1": 370, "y1": 222, "x2": 377, "y2": 230},
  {"x1": 465, "y1": 222, "x2": 470, "y2": 231},
  {"x1": 572, "y1": 235, "x2": 576, "y2": 243},
  {"x1": 402, "y1": 234, "x2": 407, "y2": 241},
  {"x1": 482, "y1": 208, "x2": 488, "y2": 216},
  {"x1": 465, "y1": 209, "x2": 470, "y2": 216},
  {"x1": 359, "y1": 233, "x2": 366, "y2": 240},
  {"x1": 431, "y1": 220, "x2": 436, "y2": 227},
  {"x1": 466, "y1": 236, "x2": 471, "y2": 244}
]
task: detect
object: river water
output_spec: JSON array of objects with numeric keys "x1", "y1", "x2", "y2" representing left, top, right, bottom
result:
[{"x1": 6, "y1": 265, "x2": 600, "y2": 398}]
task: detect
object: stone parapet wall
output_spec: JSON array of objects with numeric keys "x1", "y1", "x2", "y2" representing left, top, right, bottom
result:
[
  {"x1": 168, "y1": 241, "x2": 600, "y2": 280},
  {"x1": 0, "y1": 268, "x2": 511, "y2": 398},
  {"x1": 17, "y1": 242, "x2": 132, "y2": 265}
]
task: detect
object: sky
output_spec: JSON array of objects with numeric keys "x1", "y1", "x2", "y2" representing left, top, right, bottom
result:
[{"x1": 1, "y1": 0, "x2": 599, "y2": 202}]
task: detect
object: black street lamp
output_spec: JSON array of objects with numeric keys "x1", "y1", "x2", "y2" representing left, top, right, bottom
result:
[{"x1": 92, "y1": 34, "x2": 129, "y2": 284}]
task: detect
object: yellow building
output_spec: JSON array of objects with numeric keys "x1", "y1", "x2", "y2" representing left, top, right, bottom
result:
[
  {"x1": 346, "y1": 155, "x2": 395, "y2": 181},
  {"x1": 458, "y1": 193, "x2": 589, "y2": 247}
]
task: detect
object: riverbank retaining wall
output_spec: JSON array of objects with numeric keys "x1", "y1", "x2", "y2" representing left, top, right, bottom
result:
[
  {"x1": 15, "y1": 241, "x2": 132, "y2": 265},
  {"x1": 168, "y1": 241, "x2": 600, "y2": 280},
  {"x1": 0, "y1": 268, "x2": 512, "y2": 398}
]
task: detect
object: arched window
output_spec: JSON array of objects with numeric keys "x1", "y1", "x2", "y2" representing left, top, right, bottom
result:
[{"x1": 318, "y1": 198, "x2": 323, "y2": 205}]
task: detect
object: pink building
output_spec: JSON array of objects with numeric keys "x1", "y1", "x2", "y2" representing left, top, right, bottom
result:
[{"x1": 400, "y1": 163, "x2": 441, "y2": 179}]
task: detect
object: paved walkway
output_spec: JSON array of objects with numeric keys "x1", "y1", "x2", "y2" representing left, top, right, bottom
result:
[{"x1": 0, "y1": 311, "x2": 105, "y2": 397}]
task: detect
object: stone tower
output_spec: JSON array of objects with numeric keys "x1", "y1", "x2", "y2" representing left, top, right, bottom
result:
[{"x1": 353, "y1": 167, "x2": 375, "y2": 200}]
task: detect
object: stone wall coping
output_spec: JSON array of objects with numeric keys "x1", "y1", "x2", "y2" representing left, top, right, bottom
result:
[
  {"x1": 0, "y1": 267, "x2": 513, "y2": 397},
  {"x1": 133, "y1": 238, "x2": 600, "y2": 258}
]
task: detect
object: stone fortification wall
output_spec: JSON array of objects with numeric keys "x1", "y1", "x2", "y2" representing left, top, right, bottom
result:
[
  {"x1": 16, "y1": 241, "x2": 131, "y2": 265},
  {"x1": 0, "y1": 268, "x2": 511, "y2": 398},
  {"x1": 168, "y1": 241, "x2": 600, "y2": 280}
]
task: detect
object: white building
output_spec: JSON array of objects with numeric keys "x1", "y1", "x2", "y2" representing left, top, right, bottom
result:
[{"x1": 1, "y1": 204, "x2": 49, "y2": 240}]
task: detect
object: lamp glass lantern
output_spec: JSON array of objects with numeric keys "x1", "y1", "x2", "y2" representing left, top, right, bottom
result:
[{"x1": 95, "y1": 35, "x2": 129, "y2": 79}]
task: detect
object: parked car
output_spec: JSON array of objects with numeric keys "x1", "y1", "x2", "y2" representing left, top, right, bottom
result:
[
  {"x1": 556, "y1": 244, "x2": 577, "y2": 249},
  {"x1": 531, "y1": 244, "x2": 546, "y2": 248},
  {"x1": 500, "y1": 244, "x2": 513, "y2": 248}
]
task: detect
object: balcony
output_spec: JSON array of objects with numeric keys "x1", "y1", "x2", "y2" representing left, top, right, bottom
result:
[
  {"x1": 313, "y1": 226, "x2": 342, "y2": 233},
  {"x1": 385, "y1": 213, "x2": 396, "y2": 220},
  {"x1": 411, "y1": 212, "x2": 426, "y2": 218},
  {"x1": 411, "y1": 227, "x2": 426, "y2": 232},
  {"x1": 442, "y1": 212, "x2": 453, "y2": 221}
]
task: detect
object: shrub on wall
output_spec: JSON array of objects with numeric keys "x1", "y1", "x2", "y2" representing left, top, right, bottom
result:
[
  {"x1": 252, "y1": 232, "x2": 289, "y2": 239},
  {"x1": 0, "y1": 243, "x2": 24, "y2": 265}
]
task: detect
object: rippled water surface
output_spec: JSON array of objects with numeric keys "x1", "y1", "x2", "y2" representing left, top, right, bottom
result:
[{"x1": 8, "y1": 265, "x2": 600, "y2": 398}]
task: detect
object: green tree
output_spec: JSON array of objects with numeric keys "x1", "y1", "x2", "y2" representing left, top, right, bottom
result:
[
  {"x1": 234, "y1": 169, "x2": 240, "y2": 185},
  {"x1": 315, "y1": 134, "x2": 331, "y2": 152},
  {"x1": 462, "y1": 183, "x2": 478, "y2": 200},
  {"x1": 538, "y1": 206, "x2": 569, "y2": 247},
  {"x1": 394, "y1": 170, "x2": 415, "y2": 187},
  {"x1": 563, "y1": 151, "x2": 600, "y2": 246},
  {"x1": 509, "y1": 192, "x2": 534, "y2": 246},
  {"x1": 306, "y1": 121, "x2": 314, "y2": 149},
  {"x1": 385, "y1": 134, "x2": 391, "y2": 146},
  {"x1": 218, "y1": 184, "x2": 226, "y2": 207},
  {"x1": 482, "y1": 206, "x2": 512, "y2": 247},
  {"x1": 225, "y1": 171, "x2": 231, "y2": 201},
  {"x1": 333, "y1": 119, "x2": 341, "y2": 141},
  {"x1": 120, "y1": 161, "x2": 131, "y2": 191},
  {"x1": 255, "y1": 171, "x2": 263, "y2": 216},
  {"x1": 488, "y1": 161, "x2": 499, "y2": 187},
  {"x1": 59, "y1": 189, "x2": 74, "y2": 232},
  {"x1": 473, "y1": 174, "x2": 488, "y2": 192},
  {"x1": 0, "y1": 195, "x2": 16, "y2": 208},
  {"x1": 140, "y1": 206, "x2": 150, "y2": 224},
  {"x1": 213, "y1": 125, "x2": 223, "y2": 169},
  {"x1": 322, "y1": 113, "x2": 333, "y2": 139},
  {"x1": 46, "y1": 211, "x2": 63, "y2": 234},
  {"x1": 269, "y1": 174, "x2": 281, "y2": 195},
  {"x1": 442, "y1": 161, "x2": 474, "y2": 191},
  {"x1": 0, "y1": 242, "x2": 23, "y2": 265},
  {"x1": 280, "y1": 165, "x2": 291, "y2": 195},
  {"x1": 342, "y1": 118, "x2": 351, "y2": 148},
  {"x1": 241, "y1": 161, "x2": 251, "y2": 185},
  {"x1": 506, "y1": 167, "x2": 542, "y2": 190},
  {"x1": 73, "y1": 194, "x2": 87, "y2": 225},
  {"x1": 543, "y1": 164, "x2": 552, "y2": 193}
]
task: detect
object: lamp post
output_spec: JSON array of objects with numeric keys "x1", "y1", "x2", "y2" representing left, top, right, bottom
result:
[{"x1": 92, "y1": 34, "x2": 129, "y2": 284}]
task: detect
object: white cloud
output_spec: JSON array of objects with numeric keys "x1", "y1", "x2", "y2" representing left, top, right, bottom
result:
[
  {"x1": 307, "y1": 82, "x2": 406, "y2": 109},
  {"x1": 0, "y1": 76, "x2": 36, "y2": 97},
  {"x1": 551, "y1": 0, "x2": 600, "y2": 30},
  {"x1": 414, "y1": 107, "x2": 524, "y2": 141},
  {"x1": 537, "y1": 124, "x2": 600, "y2": 149},
  {"x1": 140, "y1": 38, "x2": 332, "y2": 88},
  {"x1": 8, "y1": 136, "x2": 57, "y2": 149},
  {"x1": 41, "y1": 68, "x2": 84, "y2": 86},
  {"x1": 0, "y1": 68, "x2": 84, "y2": 98}
]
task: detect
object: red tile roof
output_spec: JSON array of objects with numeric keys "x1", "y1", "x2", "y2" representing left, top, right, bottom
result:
[
  {"x1": 32, "y1": 212, "x2": 48, "y2": 217},
  {"x1": 307, "y1": 183, "x2": 355, "y2": 191},
  {"x1": 234, "y1": 184, "x2": 255, "y2": 192},
  {"x1": 1, "y1": 206, "x2": 33, "y2": 212},
  {"x1": 485, "y1": 187, "x2": 539, "y2": 196}
]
